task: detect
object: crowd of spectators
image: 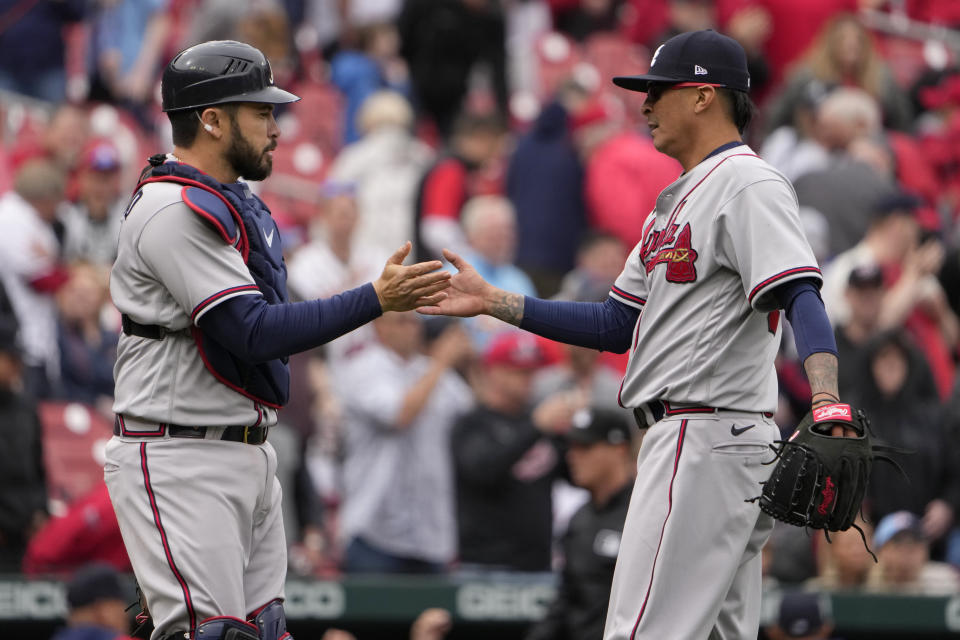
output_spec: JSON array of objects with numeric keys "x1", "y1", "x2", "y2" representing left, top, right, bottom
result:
[{"x1": 2, "y1": 0, "x2": 960, "y2": 634}]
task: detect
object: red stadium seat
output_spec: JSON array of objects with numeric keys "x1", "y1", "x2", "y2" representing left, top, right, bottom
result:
[{"x1": 39, "y1": 402, "x2": 115, "y2": 506}]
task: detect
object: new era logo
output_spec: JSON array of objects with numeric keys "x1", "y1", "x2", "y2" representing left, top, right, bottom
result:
[{"x1": 694, "y1": 65, "x2": 708, "y2": 75}]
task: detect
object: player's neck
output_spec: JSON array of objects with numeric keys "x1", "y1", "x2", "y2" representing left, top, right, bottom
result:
[
  {"x1": 677, "y1": 123, "x2": 742, "y2": 172},
  {"x1": 172, "y1": 145, "x2": 240, "y2": 184}
]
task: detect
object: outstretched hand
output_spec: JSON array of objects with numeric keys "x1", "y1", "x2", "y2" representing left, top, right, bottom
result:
[
  {"x1": 416, "y1": 249, "x2": 491, "y2": 317},
  {"x1": 373, "y1": 242, "x2": 451, "y2": 313}
]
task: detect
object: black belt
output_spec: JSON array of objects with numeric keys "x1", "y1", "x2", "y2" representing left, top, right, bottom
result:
[
  {"x1": 114, "y1": 416, "x2": 268, "y2": 445},
  {"x1": 632, "y1": 401, "x2": 774, "y2": 430},
  {"x1": 121, "y1": 314, "x2": 189, "y2": 340}
]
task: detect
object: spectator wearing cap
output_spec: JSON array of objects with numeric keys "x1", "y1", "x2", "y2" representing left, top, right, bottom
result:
[
  {"x1": 452, "y1": 331, "x2": 574, "y2": 572},
  {"x1": 60, "y1": 140, "x2": 125, "y2": 267},
  {"x1": 51, "y1": 563, "x2": 136, "y2": 640},
  {"x1": 850, "y1": 330, "x2": 960, "y2": 556},
  {"x1": 525, "y1": 407, "x2": 635, "y2": 640},
  {"x1": 0, "y1": 158, "x2": 71, "y2": 398},
  {"x1": 821, "y1": 192, "x2": 926, "y2": 325},
  {"x1": 327, "y1": 91, "x2": 435, "y2": 262},
  {"x1": 832, "y1": 263, "x2": 891, "y2": 400},
  {"x1": 822, "y1": 191, "x2": 960, "y2": 398},
  {"x1": 764, "y1": 591, "x2": 840, "y2": 640},
  {"x1": 866, "y1": 511, "x2": 960, "y2": 595},
  {"x1": 335, "y1": 312, "x2": 474, "y2": 574}
]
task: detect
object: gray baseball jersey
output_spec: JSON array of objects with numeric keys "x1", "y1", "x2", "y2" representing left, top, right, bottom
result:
[
  {"x1": 106, "y1": 177, "x2": 287, "y2": 638},
  {"x1": 601, "y1": 145, "x2": 823, "y2": 640},
  {"x1": 610, "y1": 146, "x2": 821, "y2": 413},
  {"x1": 110, "y1": 181, "x2": 277, "y2": 427}
]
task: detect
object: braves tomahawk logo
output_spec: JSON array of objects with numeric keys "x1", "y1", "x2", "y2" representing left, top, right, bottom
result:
[{"x1": 640, "y1": 222, "x2": 699, "y2": 283}]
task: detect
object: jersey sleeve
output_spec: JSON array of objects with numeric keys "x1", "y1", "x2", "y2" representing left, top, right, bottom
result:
[
  {"x1": 716, "y1": 178, "x2": 822, "y2": 313},
  {"x1": 609, "y1": 240, "x2": 649, "y2": 309},
  {"x1": 137, "y1": 201, "x2": 261, "y2": 323}
]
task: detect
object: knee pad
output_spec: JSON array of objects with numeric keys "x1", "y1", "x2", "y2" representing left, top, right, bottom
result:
[
  {"x1": 249, "y1": 599, "x2": 292, "y2": 640},
  {"x1": 194, "y1": 616, "x2": 260, "y2": 640}
]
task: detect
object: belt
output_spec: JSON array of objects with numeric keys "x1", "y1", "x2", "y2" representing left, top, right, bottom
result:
[
  {"x1": 121, "y1": 314, "x2": 191, "y2": 340},
  {"x1": 632, "y1": 401, "x2": 774, "y2": 430},
  {"x1": 113, "y1": 415, "x2": 268, "y2": 445}
]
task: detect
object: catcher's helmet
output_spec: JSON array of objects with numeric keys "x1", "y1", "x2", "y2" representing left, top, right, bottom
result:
[{"x1": 161, "y1": 40, "x2": 299, "y2": 112}]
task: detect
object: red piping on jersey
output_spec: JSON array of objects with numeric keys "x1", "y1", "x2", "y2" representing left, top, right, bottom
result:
[
  {"x1": 611, "y1": 285, "x2": 646, "y2": 306},
  {"x1": 191, "y1": 327, "x2": 284, "y2": 409},
  {"x1": 136, "y1": 175, "x2": 251, "y2": 262},
  {"x1": 630, "y1": 419, "x2": 688, "y2": 639},
  {"x1": 140, "y1": 443, "x2": 196, "y2": 632},
  {"x1": 117, "y1": 415, "x2": 166, "y2": 437},
  {"x1": 190, "y1": 284, "x2": 261, "y2": 322},
  {"x1": 748, "y1": 266, "x2": 822, "y2": 303}
]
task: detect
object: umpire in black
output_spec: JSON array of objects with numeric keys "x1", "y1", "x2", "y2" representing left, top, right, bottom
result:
[{"x1": 526, "y1": 408, "x2": 636, "y2": 640}]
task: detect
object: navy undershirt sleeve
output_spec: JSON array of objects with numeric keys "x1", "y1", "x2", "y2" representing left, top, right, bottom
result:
[
  {"x1": 774, "y1": 279, "x2": 837, "y2": 362},
  {"x1": 198, "y1": 283, "x2": 382, "y2": 362},
  {"x1": 519, "y1": 296, "x2": 639, "y2": 353}
]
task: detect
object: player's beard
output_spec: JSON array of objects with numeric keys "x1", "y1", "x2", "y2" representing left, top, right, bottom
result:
[{"x1": 225, "y1": 119, "x2": 275, "y2": 182}]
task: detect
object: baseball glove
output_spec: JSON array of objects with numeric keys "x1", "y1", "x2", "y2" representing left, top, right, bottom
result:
[{"x1": 751, "y1": 403, "x2": 904, "y2": 556}]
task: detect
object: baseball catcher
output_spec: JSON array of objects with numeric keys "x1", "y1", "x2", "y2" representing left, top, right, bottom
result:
[{"x1": 754, "y1": 402, "x2": 905, "y2": 557}]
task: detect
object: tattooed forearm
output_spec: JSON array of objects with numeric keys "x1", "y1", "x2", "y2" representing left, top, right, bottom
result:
[
  {"x1": 804, "y1": 352, "x2": 839, "y2": 405},
  {"x1": 488, "y1": 290, "x2": 525, "y2": 326}
]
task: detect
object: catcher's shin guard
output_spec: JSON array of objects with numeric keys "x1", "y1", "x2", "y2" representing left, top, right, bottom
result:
[
  {"x1": 193, "y1": 616, "x2": 260, "y2": 640},
  {"x1": 249, "y1": 599, "x2": 292, "y2": 640}
]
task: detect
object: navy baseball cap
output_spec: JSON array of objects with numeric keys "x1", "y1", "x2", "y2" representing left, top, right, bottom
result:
[
  {"x1": 66, "y1": 563, "x2": 128, "y2": 608},
  {"x1": 613, "y1": 30, "x2": 750, "y2": 93},
  {"x1": 567, "y1": 407, "x2": 632, "y2": 446},
  {"x1": 777, "y1": 591, "x2": 831, "y2": 638}
]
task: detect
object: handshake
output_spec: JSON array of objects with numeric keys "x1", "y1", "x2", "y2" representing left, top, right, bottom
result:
[{"x1": 372, "y1": 243, "x2": 493, "y2": 318}]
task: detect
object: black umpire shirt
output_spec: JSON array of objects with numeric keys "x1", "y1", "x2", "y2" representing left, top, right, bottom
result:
[{"x1": 525, "y1": 482, "x2": 633, "y2": 640}]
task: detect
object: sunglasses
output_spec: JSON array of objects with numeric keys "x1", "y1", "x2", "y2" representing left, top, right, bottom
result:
[{"x1": 644, "y1": 82, "x2": 725, "y2": 103}]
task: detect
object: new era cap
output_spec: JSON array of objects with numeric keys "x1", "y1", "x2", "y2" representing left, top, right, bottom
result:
[
  {"x1": 613, "y1": 30, "x2": 750, "y2": 93},
  {"x1": 567, "y1": 407, "x2": 632, "y2": 446}
]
